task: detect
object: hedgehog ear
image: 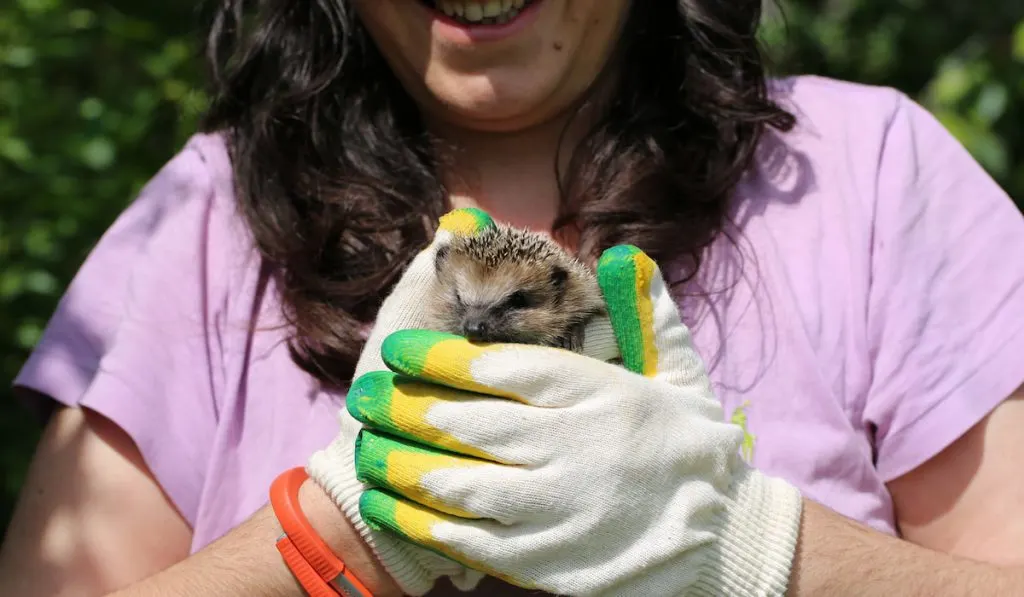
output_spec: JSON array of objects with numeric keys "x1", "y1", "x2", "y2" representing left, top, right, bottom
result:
[{"x1": 434, "y1": 244, "x2": 451, "y2": 275}]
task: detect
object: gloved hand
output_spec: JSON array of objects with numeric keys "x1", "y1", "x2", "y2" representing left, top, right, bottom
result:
[
  {"x1": 307, "y1": 208, "x2": 500, "y2": 595},
  {"x1": 347, "y1": 245, "x2": 804, "y2": 596}
]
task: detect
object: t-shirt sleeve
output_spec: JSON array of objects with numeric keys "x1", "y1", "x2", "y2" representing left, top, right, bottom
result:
[
  {"x1": 12, "y1": 133, "x2": 241, "y2": 524},
  {"x1": 863, "y1": 93, "x2": 1024, "y2": 482}
]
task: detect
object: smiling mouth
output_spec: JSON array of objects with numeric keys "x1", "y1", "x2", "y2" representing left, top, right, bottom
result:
[{"x1": 421, "y1": 0, "x2": 537, "y2": 26}]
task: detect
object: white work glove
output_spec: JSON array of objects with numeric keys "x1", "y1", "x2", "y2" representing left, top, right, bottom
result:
[
  {"x1": 345, "y1": 243, "x2": 803, "y2": 596},
  {"x1": 307, "y1": 208, "x2": 619, "y2": 595},
  {"x1": 307, "y1": 209, "x2": 493, "y2": 595}
]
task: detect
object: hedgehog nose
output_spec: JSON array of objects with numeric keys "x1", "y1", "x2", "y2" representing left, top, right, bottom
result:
[{"x1": 463, "y1": 318, "x2": 489, "y2": 341}]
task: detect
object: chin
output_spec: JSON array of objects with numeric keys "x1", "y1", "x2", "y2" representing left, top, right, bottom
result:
[
  {"x1": 355, "y1": 0, "x2": 629, "y2": 133},
  {"x1": 424, "y1": 73, "x2": 574, "y2": 132}
]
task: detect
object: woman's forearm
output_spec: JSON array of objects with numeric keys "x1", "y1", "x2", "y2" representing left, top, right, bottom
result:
[
  {"x1": 787, "y1": 499, "x2": 1024, "y2": 596},
  {"x1": 106, "y1": 479, "x2": 1024, "y2": 597},
  {"x1": 108, "y1": 479, "x2": 403, "y2": 597}
]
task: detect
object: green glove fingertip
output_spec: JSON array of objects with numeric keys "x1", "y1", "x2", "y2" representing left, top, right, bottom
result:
[
  {"x1": 347, "y1": 370, "x2": 400, "y2": 427},
  {"x1": 358, "y1": 489, "x2": 472, "y2": 569},
  {"x1": 597, "y1": 245, "x2": 659, "y2": 377},
  {"x1": 354, "y1": 429, "x2": 450, "y2": 489},
  {"x1": 359, "y1": 488, "x2": 402, "y2": 534},
  {"x1": 354, "y1": 429, "x2": 394, "y2": 487},
  {"x1": 381, "y1": 329, "x2": 464, "y2": 378}
]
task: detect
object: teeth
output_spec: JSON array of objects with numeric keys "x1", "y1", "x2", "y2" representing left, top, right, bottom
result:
[
  {"x1": 482, "y1": 0, "x2": 501, "y2": 17},
  {"x1": 464, "y1": 3, "x2": 483, "y2": 21},
  {"x1": 441, "y1": 1, "x2": 466, "y2": 17},
  {"x1": 434, "y1": 0, "x2": 531, "y2": 25}
]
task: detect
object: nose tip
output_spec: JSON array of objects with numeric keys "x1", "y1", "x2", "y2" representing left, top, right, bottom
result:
[{"x1": 463, "y1": 319, "x2": 489, "y2": 341}]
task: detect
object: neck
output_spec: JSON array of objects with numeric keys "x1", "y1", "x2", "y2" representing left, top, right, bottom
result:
[
  {"x1": 430, "y1": 113, "x2": 580, "y2": 235},
  {"x1": 425, "y1": 60, "x2": 629, "y2": 242},
  {"x1": 426, "y1": 61, "x2": 621, "y2": 246}
]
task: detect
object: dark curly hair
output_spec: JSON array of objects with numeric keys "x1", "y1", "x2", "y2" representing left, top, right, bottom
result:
[{"x1": 200, "y1": 0, "x2": 795, "y2": 389}]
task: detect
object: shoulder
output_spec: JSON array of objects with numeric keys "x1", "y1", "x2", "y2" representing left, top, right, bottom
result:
[
  {"x1": 13, "y1": 131, "x2": 265, "y2": 522},
  {"x1": 94, "y1": 131, "x2": 248, "y2": 275},
  {"x1": 750, "y1": 75, "x2": 997, "y2": 224},
  {"x1": 751, "y1": 78, "x2": 1024, "y2": 485},
  {"x1": 126, "y1": 131, "x2": 258, "y2": 307},
  {"x1": 763, "y1": 76, "x2": 923, "y2": 185},
  {"x1": 15, "y1": 131, "x2": 259, "y2": 407},
  {"x1": 771, "y1": 74, "x2": 906, "y2": 109},
  {"x1": 135, "y1": 131, "x2": 242, "y2": 240},
  {"x1": 769, "y1": 75, "x2": 909, "y2": 140}
]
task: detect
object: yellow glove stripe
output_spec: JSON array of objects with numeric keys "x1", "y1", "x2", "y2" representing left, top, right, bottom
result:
[
  {"x1": 437, "y1": 207, "x2": 495, "y2": 236},
  {"x1": 631, "y1": 250, "x2": 660, "y2": 378},
  {"x1": 361, "y1": 491, "x2": 539, "y2": 590},
  {"x1": 388, "y1": 386, "x2": 500, "y2": 460},
  {"x1": 387, "y1": 451, "x2": 483, "y2": 520},
  {"x1": 348, "y1": 372, "x2": 490, "y2": 460},
  {"x1": 362, "y1": 492, "x2": 474, "y2": 565},
  {"x1": 355, "y1": 430, "x2": 482, "y2": 519},
  {"x1": 383, "y1": 331, "x2": 526, "y2": 402}
]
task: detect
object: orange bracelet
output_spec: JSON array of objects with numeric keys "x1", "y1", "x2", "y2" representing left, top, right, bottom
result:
[{"x1": 270, "y1": 467, "x2": 374, "y2": 597}]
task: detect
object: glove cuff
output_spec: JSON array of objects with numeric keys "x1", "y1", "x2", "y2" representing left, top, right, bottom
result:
[
  {"x1": 307, "y1": 428, "x2": 440, "y2": 596},
  {"x1": 692, "y1": 465, "x2": 803, "y2": 597}
]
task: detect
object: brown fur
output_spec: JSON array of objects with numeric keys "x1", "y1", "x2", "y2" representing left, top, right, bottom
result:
[{"x1": 428, "y1": 225, "x2": 605, "y2": 351}]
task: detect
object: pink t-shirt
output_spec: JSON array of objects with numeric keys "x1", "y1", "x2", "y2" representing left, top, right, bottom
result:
[{"x1": 14, "y1": 76, "x2": 1024, "y2": 554}]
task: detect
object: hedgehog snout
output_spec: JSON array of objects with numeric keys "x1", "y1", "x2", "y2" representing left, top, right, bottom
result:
[
  {"x1": 461, "y1": 307, "x2": 494, "y2": 342},
  {"x1": 463, "y1": 318, "x2": 490, "y2": 341}
]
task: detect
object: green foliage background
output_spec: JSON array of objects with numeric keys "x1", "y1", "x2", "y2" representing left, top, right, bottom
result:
[{"x1": 1, "y1": 0, "x2": 1022, "y2": 534}]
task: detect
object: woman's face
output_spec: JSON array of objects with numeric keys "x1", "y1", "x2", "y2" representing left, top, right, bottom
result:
[{"x1": 353, "y1": 0, "x2": 631, "y2": 133}]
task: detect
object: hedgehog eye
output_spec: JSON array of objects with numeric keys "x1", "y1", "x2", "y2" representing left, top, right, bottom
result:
[
  {"x1": 550, "y1": 266, "x2": 568, "y2": 289},
  {"x1": 505, "y1": 290, "x2": 532, "y2": 310}
]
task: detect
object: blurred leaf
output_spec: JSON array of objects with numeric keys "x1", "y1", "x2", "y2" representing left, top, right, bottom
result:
[
  {"x1": 0, "y1": 137, "x2": 32, "y2": 165},
  {"x1": 3, "y1": 46, "x2": 36, "y2": 67},
  {"x1": 935, "y1": 109, "x2": 1010, "y2": 177},
  {"x1": 973, "y1": 82, "x2": 1009, "y2": 125},
  {"x1": 78, "y1": 97, "x2": 104, "y2": 120},
  {"x1": 0, "y1": 270, "x2": 24, "y2": 299},
  {"x1": 1013, "y1": 21, "x2": 1024, "y2": 63},
  {"x1": 16, "y1": 0, "x2": 60, "y2": 16},
  {"x1": 66, "y1": 8, "x2": 95, "y2": 29},
  {"x1": 23, "y1": 222, "x2": 56, "y2": 259},
  {"x1": 80, "y1": 137, "x2": 117, "y2": 170},
  {"x1": 15, "y1": 321, "x2": 42, "y2": 349},
  {"x1": 928, "y1": 58, "x2": 984, "y2": 107},
  {"x1": 24, "y1": 270, "x2": 58, "y2": 295}
]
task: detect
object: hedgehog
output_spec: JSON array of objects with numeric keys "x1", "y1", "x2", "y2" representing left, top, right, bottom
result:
[{"x1": 427, "y1": 224, "x2": 606, "y2": 351}]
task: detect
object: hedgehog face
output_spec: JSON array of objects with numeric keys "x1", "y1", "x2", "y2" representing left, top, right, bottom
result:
[
  {"x1": 437, "y1": 252, "x2": 573, "y2": 346},
  {"x1": 431, "y1": 231, "x2": 604, "y2": 349}
]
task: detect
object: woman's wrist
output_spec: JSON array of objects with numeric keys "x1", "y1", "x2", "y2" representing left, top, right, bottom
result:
[{"x1": 298, "y1": 477, "x2": 404, "y2": 597}]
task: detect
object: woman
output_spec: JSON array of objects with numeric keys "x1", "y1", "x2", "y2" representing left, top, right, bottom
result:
[{"x1": 2, "y1": 0, "x2": 1023, "y2": 594}]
